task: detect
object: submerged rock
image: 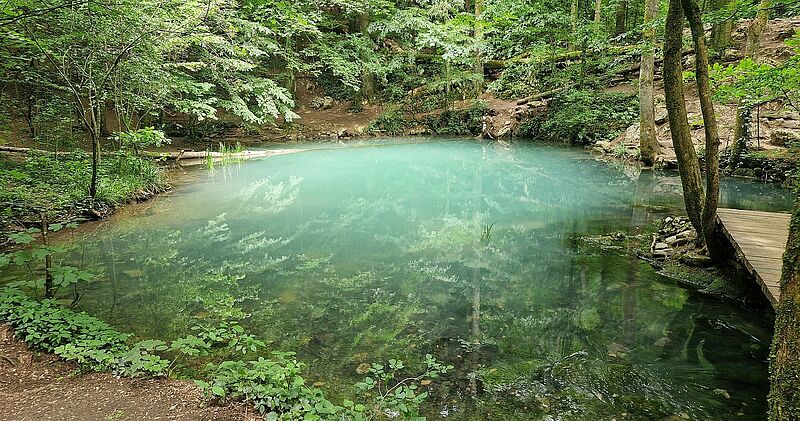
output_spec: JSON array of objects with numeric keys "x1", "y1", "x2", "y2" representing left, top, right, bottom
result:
[
  {"x1": 678, "y1": 253, "x2": 714, "y2": 267},
  {"x1": 356, "y1": 362, "x2": 371, "y2": 374}
]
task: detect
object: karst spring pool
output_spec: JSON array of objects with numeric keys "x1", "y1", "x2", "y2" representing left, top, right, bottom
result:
[{"x1": 50, "y1": 140, "x2": 794, "y2": 419}]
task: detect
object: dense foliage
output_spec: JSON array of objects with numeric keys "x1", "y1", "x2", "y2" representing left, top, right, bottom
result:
[
  {"x1": 517, "y1": 90, "x2": 639, "y2": 144},
  {"x1": 0, "y1": 0, "x2": 659, "y2": 142},
  {"x1": 0, "y1": 151, "x2": 165, "y2": 234},
  {"x1": 1, "y1": 0, "x2": 800, "y2": 419}
]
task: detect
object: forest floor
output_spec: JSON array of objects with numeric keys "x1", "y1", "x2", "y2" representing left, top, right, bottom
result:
[{"x1": 0, "y1": 325, "x2": 256, "y2": 421}]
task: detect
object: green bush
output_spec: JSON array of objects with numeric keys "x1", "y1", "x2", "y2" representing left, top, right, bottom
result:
[
  {"x1": 0, "y1": 287, "x2": 453, "y2": 419},
  {"x1": 0, "y1": 289, "x2": 169, "y2": 376},
  {"x1": 719, "y1": 146, "x2": 800, "y2": 183},
  {"x1": 517, "y1": 90, "x2": 638, "y2": 144},
  {"x1": 488, "y1": 62, "x2": 542, "y2": 100},
  {"x1": 197, "y1": 353, "x2": 348, "y2": 420},
  {"x1": 368, "y1": 109, "x2": 411, "y2": 135},
  {"x1": 423, "y1": 101, "x2": 488, "y2": 136},
  {"x1": 112, "y1": 127, "x2": 171, "y2": 155},
  {"x1": 0, "y1": 151, "x2": 166, "y2": 232}
]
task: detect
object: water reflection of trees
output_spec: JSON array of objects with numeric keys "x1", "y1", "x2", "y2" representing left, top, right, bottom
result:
[{"x1": 68, "y1": 144, "x2": 775, "y2": 419}]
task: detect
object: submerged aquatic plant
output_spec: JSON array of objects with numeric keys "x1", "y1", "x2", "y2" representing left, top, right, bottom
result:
[{"x1": 481, "y1": 221, "x2": 498, "y2": 243}]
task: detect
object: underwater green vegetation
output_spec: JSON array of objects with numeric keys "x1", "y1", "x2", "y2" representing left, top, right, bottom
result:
[{"x1": 2, "y1": 140, "x2": 793, "y2": 419}]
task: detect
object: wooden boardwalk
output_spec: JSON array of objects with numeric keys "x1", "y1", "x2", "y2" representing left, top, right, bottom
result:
[{"x1": 717, "y1": 208, "x2": 791, "y2": 307}]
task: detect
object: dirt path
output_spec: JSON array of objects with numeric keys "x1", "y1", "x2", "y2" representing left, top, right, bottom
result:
[{"x1": 0, "y1": 326, "x2": 257, "y2": 421}]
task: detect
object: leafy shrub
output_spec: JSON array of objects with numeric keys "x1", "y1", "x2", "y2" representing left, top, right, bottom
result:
[
  {"x1": 488, "y1": 62, "x2": 542, "y2": 100},
  {"x1": 0, "y1": 151, "x2": 166, "y2": 233},
  {"x1": 514, "y1": 117, "x2": 543, "y2": 138},
  {"x1": 318, "y1": 71, "x2": 357, "y2": 101},
  {"x1": 518, "y1": 90, "x2": 638, "y2": 144},
  {"x1": 0, "y1": 289, "x2": 171, "y2": 375},
  {"x1": 355, "y1": 355, "x2": 453, "y2": 418},
  {"x1": 197, "y1": 352, "x2": 348, "y2": 420},
  {"x1": 112, "y1": 127, "x2": 171, "y2": 155},
  {"x1": 423, "y1": 100, "x2": 488, "y2": 136},
  {"x1": 0, "y1": 287, "x2": 453, "y2": 418},
  {"x1": 368, "y1": 109, "x2": 411, "y2": 135},
  {"x1": 170, "y1": 120, "x2": 237, "y2": 140},
  {"x1": 0, "y1": 289, "x2": 262, "y2": 378},
  {"x1": 719, "y1": 147, "x2": 800, "y2": 183},
  {"x1": 1, "y1": 222, "x2": 98, "y2": 300}
]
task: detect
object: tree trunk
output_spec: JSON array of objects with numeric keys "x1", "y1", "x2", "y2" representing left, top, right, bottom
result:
[
  {"x1": 663, "y1": 0, "x2": 705, "y2": 236},
  {"x1": 664, "y1": 0, "x2": 725, "y2": 260},
  {"x1": 25, "y1": 91, "x2": 35, "y2": 139},
  {"x1": 638, "y1": 0, "x2": 659, "y2": 166},
  {"x1": 570, "y1": 0, "x2": 579, "y2": 51},
  {"x1": 474, "y1": 0, "x2": 485, "y2": 94},
  {"x1": 358, "y1": 12, "x2": 375, "y2": 103},
  {"x1": 709, "y1": 0, "x2": 733, "y2": 52},
  {"x1": 682, "y1": 0, "x2": 724, "y2": 261},
  {"x1": 730, "y1": 0, "x2": 771, "y2": 168},
  {"x1": 729, "y1": 107, "x2": 751, "y2": 169},
  {"x1": 770, "y1": 199, "x2": 800, "y2": 420},
  {"x1": 41, "y1": 215, "x2": 54, "y2": 299},
  {"x1": 743, "y1": 0, "x2": 771, "y2": 59},
  {"x1": 615, "y1": 0, "x2": 628, "y2": 35},
  {"x1": 595, "y1": 0, "x2": 603, "y2": 24},
  {"x1": 89, "y1": 131, "x2": 99, "y2": 199}
]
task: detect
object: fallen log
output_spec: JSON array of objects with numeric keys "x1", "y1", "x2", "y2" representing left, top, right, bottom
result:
[
  {"x1": 514, "y1": 49, "x2": 696, "y2": 105},
  {"x1": 0, "y1": 145, "x2": 303, "y2": 162},
  {"x1": 516, "y1": 85, "x2": 576, "y2": 105},
  {"x1": 0, "y1": 146, "x2": 72, "y2": 155},
  {"x1": 143, "y1": 148, "x2": 302, "y2": 161},
  {"x1": 485, "y1": 45, "x2": 639, "y2": 70}
]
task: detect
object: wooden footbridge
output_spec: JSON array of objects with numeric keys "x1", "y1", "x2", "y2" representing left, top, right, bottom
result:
[{"x1": 717, "y1": 208, "x2": 791, "y2": 308}]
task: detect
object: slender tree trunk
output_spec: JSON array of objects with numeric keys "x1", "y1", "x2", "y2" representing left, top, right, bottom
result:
[
  {"x1": 358, "y1": 12, "x2": 375, "y2": 103},
  {"x1": 41, "y1": 215, "x2": 54, "y2": 299},
  {"x1": 89, "y1": 131, "x2": 99, "y2": 198},
  {"x1": 770, "y1": 199, "x2": 800, "y2": 421},
  {"x1": 570, "y1": 0, "x2": 580, "y2": 51},
  {"x1": 682, "y1": 0, "x2": 724, "y2": 261},
  {"x1": 730, "y1": 0, "x2": 771, "y2": 168},
  {"x1": 664, "y1": 0, "x2": 724, "y2": 260},
  {"x1": 663, "y1": 0, "x2": 705, "y2": 236},
  {"x1": 639, "y1": 0, "x2": 659, "y2": 166},
  {"x1": 615, "y1": 0, "x2": 628, "y2": 35},
  {"x1": 88, "y1": 94, "x2": 102, "y2": 199},
  {"x1": 709, "y1": 0, "x2": 733, "y2": 52},
  {"x1": 743, "y1": 0, "x2": 771, "y2": 59},
  {"x1": 595, "y1": 0, "x2": 603, "y2": 24},
  {"x1": 474, "y1": 0, "x2": 485, "y2": 94},
  {"x1": 24, "y1": 90, "x2": 35, "y2": 139}
]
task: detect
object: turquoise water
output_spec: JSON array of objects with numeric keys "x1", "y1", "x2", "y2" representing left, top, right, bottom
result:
[{"x1": 61, "y1": 140, "x2": 792, "y2": 419}]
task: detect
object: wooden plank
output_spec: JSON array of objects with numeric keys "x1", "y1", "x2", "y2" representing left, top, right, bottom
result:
[
  {"x1": 717, "y1": 208, "x2": 791, "y2": 219},
  {"x1": 716, "y1": 207, "x2": 790, "y2": 308}
]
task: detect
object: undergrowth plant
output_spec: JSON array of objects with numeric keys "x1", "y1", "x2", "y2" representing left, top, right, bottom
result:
[
  {"x1": 0, "y1": 286, "x2": 451, "y2": 419},
  {"x1": 1, "y1": 223, "x2": 93, "y2": 300},
  {"x1": 355, "y1": 355, "x2": 453, "y2": 418},
  {"x1": 516, "y1": 90, "x2": 638, "y2": 144},
  {"x1": 0, "y1": 151, "x2": 166, "y2": 234}
]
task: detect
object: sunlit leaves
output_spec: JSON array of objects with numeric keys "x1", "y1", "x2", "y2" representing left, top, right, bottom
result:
[{"x1": 712, "y1": 33, "x2": 800, "y2": 111}]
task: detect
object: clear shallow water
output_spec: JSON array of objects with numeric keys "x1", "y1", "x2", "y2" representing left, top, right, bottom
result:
[{"x1": 59, "y1": 140, "x2": 792, "y2": 419}]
